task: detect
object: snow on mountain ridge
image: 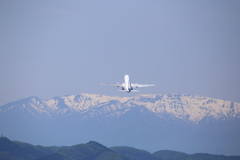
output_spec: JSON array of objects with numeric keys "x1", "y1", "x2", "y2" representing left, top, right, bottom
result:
[
  {"x1": 134, "y1": 94, "x2": 240, "y2": 122},
  {"x1": 1, "y1": 93, "x2": 240, "y2": 122}
]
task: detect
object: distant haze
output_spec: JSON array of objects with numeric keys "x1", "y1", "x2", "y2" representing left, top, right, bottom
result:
[
  {"x1": 1, "y1": 93, "x2": 240, "y2": 155},
  {"x1": 1, "y1": 0, "x2": 240, "y2": 106}
]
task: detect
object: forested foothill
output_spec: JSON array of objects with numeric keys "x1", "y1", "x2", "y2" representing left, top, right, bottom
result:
[{"x1": 0, "y1": 137, "x2": 239, "y2": 160}]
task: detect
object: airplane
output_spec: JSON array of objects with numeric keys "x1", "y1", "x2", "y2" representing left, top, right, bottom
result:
[{"x1": 101, "y1": 74, "x2": 155, "y2": 93}]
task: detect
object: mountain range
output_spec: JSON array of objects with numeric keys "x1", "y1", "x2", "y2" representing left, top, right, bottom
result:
[
  {"x1": 1, "y1": 137, "x2": 240, "y2": 160},
  {"x1": 0, "y1": 93, "x2": 240, "y2": 156}
]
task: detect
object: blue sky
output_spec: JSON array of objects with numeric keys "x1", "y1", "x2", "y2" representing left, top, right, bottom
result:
[{"x1": 1, "y1": 0, "x2": 240, "y2": 106}]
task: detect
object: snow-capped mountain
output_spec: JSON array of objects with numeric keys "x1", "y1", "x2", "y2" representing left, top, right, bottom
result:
[
  {"x1": 1, "y1": 93, "x2": 239, "y2": 122},
  {"x1": 1, "y1": 93, "x2": 240, "y2": 156}
]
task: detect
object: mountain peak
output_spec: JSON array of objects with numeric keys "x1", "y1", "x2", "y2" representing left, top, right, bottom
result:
[
  {"x1": 0, "y1": 137, "x2": 13, "y2": 146},
  {"x1": 86, "y1": 141, "x2": 109, "y2": 149},
  {"x1": 1, "y1": 93, "x2": 240, "y2": 155},
  {"x1": 1, "y1": 93, "x2": 240, "y2": 123}
]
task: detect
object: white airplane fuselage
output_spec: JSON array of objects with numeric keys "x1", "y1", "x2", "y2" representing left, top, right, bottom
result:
[
  {"x1": 101, "y1": 74, "x2": 155, "y2": 93},
  {"x1": 123, "y1": 75, "x2": 132, "y2": 93}
]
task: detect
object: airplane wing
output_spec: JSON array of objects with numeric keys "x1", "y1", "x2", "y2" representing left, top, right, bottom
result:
[
  {"x1": 131, "y1": 83, "x2": 155, "y2": 88},
  {"x1": 101, "y1": 83, "x2": 124, "y2": 87}
]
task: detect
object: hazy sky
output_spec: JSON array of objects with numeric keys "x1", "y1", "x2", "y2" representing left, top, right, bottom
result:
[{"x1": 1, "y1": 0, "x2": 240, "y2": 106}]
